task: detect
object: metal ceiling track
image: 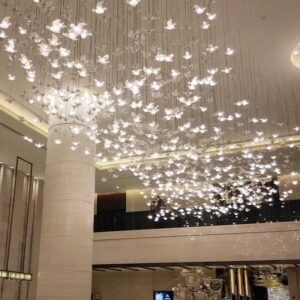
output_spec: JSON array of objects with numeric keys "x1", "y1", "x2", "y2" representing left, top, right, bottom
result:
[{"x1": 93, "y1": 260, "x2": 300, "y2": 272}]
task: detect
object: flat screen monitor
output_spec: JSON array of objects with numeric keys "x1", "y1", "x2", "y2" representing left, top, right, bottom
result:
[{"x1": 153, "y1": 291, "x2": 174, "y2": 300}]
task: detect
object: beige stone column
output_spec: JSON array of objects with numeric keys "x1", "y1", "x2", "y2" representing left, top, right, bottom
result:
[{"x1": 36, "y1": 120, "x2": 95, "y2": 300}]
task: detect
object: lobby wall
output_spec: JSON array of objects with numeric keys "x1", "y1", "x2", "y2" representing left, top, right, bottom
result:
[
  {"x1": 93, "y1": 222, "x2": 300, "y2": 265},
  {"x1": 93, "y1": 269, "x2": 179, "y2": 300},
  {"x1": 92, "y1": 268, "x2": 215, "y2": 300},
  {"x1": 0, "y1": 164, "x2": 44, "y2": 300}
]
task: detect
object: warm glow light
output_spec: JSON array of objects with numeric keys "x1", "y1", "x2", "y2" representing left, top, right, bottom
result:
[
  {"x1": 291, "y1": 43, "x2": 300, "y2": 69},
  {"x1": 0, "y1": 270, "x2": 32, "y2": 281}
]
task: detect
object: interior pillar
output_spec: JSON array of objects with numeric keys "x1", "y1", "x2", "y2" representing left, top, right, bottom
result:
[{"x1": 36, "y1": 120, "x2": 95, "y2": 300}]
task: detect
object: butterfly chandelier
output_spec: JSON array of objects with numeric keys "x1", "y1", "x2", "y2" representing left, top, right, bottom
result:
[{"x1": 0, "y1": 0, "x2": 299, "y2": 221}]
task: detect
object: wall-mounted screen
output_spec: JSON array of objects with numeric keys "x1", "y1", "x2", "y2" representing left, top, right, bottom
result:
[{"x1": 153, "y1": 291, "x2": 174, "y2": 300}]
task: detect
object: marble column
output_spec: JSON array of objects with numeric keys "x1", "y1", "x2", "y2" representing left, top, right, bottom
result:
[{"x1": 36, "y1": 120, "x2": 95, "y2": 300}]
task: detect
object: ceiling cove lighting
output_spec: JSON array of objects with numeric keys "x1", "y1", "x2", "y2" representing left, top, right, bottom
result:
[{"x1": 0, "y1": 270, "x2": 32, "y2": 281}]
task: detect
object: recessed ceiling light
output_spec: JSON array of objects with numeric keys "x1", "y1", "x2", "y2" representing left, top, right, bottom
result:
[{"x1": 291, "y1": 43, "x2": 300, "y2": 69}]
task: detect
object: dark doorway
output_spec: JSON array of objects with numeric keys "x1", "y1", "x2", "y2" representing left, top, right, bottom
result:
[
  {"x1": 94, "y1": 193, "x2": 126, "y2": 231},
  {"x1": 253, "y1": 286, "x2": 268, "y2": 300}
]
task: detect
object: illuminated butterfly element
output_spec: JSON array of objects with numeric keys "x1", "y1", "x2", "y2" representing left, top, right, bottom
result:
[
  {"x1": 48, "y1": 34, "x2": 61, "y2": 46},
  {"x1": 221, "y1": 67, "x2": 232, "y2": 74},
  {"x1": 18, "y1": 27, "x2": 27, "y2": 35},
  {"x1": 62, "y1": 61, "x2": 74, "y2": 68},
  {"x1": 125, "y1": 79, "x2": 145, "y2": 95},
  {"x1": 206, "y1": 12, "x2": 217, "y2": 20},
  {"x1": 155, "y1": 53, "x2": 174, "y2": 62},
  {"x1": 97, "y1": 54, "x2": 109, "y2": 64},
  {"x1": 132, "y1": 114, "x2": 143, "y2": 123},
  {"x1": 101, "y1": 177, "x2": 107, "y2": 182},
  {"x1": 177, "y1": 96, "x2": 201, "y2": 106},
  {"x1": 171, "y1": 69, "x2": 180, "y2": 78},
  {"x1": 70, "y1": 126, "x2": 82, "y2": 135},
  {"x1": 164, "y1": 108, "x2": 184, "y2": 120},
  {"x1": 26, "y1": 70, "x2": 36, "y2": 82},
  {"x1": 132, "y1": 69, "x2": 142, "y2": 76},
  {"x1": 251, "y1": 118, "x2": 259, "y2": 123},
  {"x1": 51, "y1": 71, "x2": 64, "y2": 80},
  {"x1": 143, "y1": 66, "x2": 160, "y2": 75},
  {"x1": 0, "y1": 30, "x2": 7, "y2": 39},
  {"x1": 19, "y1": 54, "x2": 33, "y2": 70},
  {"x1": 226, "y1": 47, "x2": 235, "y2": 55},
  {"x1": 117, "y1": 98, "x2": 127, "y2": 106},
  {"x1": 201, "y1": 21, "x2": 210, "y2": 30},
  {"x1": 113, "y1": 87, "x2": 124, "y2": 96},
  {"x1": 126, "y1": 0, "x2": 142, "y2": 7},
  {"x1": 59, "y1": 47, "x2": 71, "y2": 57},
  {"x1": 8, "y1": 74, "x2": 16, "y2": 81},
  {"x1": 38, "y1": 43, "x2": 52, "y2": 57},
  {"x1": 49, "y1": 59, "x2": 60, "y2": 69},
  {"x1": 0, "y1": 16, "x2": 12, "y2": 29},
  {"x1": 92, "y1": 1, "x2": 107, "y2": 14},
  {"x1": 206, "y1": 44, "x2": 219, "y2": 53},
  {"x1": 130, "y1": 100, "x2": 143, "y2": 109},
  {"x1": 194, "y1": 5, "x2": 206, "y2": 14},
  {"x1": 5, "y1": 39, "x2": 17, "y2": 53},
  {"x1": 32, "y1": 33, "x2": 42, "y2": 43},
  {"x1": 143, "y1": 103, "x2": 159, "y2": 115},
  {"x1": 94, "y1": 79, "x2": 105, "y2": 87},
  {"x1": 235, "y1": 99, "x2": 249, "y2": 106},
  {"x1": 165, "y1": 19, "x2": 176, "y2": 30},
  {"x1": 46, "y1": 19, "x2": 65, "y2": 33},
  {"x1": 63, "y1": 23, "x2": 92, "y2": 40},
  {"x1": 35, "y1": 142, "x2": 44, "y2": 148},
  {"x1": 24, "y1": 136, "x2": 33, "y2": 143},
  {"x1": 187, "y1": 76, "x2": 199, "y2": 90},
  {"x1": 192, "y1": 124, "x2": 208, "y2": 134},
  {"x1": 74, "y1": 61, "x2": 84, "y2": 69},
  {"x1": 151, "y1": 81, "x2": 163, "y2": 91},
  {"x1": 80, "y1": 30, "x2": 93, "y2": 39},
  {"x1": 178, "y1": 122, "x2": 191, "y2": 132},
  {"x1": 207, "y1": 68, "x2": 218, "y2": 75},
  {"x1": 0, "y1": 0, "x2": 296, "y2": 222},
  {"x1": 78, "y1": 68, "x2": 88, "y2": 77},
  {"x1": 54, "y1": 139, "x2": 62, "y2": 145},
  {"x1": 183, "y1": 51, "x2": 192, "y2": 60}
]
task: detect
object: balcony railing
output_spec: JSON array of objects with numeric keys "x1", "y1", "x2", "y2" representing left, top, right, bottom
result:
[{"x1": 94, "y1": 199, "x2": 300, "y2": 232}]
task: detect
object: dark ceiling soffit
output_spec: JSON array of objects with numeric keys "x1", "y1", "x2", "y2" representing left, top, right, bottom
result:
[{"x1": 93, "y1": 260, "x2": 300, "y2": 271}]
